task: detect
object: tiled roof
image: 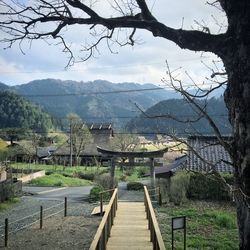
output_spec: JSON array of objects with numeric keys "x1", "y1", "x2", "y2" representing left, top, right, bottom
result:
[
  {"x1": 37, "y1": 146, "x2": 57, "y2": 158},
  {"x1": 87, "y1": 123, "x2": 112, "y2": 130},
  {"x1": 144, "y1": 155, "x2": 186, "y2": 177},
  {"x1": 186, "y1": 136, "x2": 233, "y2": 173}
]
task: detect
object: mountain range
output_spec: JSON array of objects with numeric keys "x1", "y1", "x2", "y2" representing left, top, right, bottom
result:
[
  {"x1": 126, "y1": 97, "x2": 231, "y2": 135},
  {"x1": 1, "y1": 79, "x2": 229, "y2": 134},
  {"x1": 2, "y1": 79, "x2": 179, "y2": 128}
]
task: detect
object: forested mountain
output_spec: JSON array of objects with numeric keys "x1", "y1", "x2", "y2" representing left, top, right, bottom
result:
[
  {"x1": 1, "y1": 78, "x2": 228, "y2": 135},
  {"x1": 12, "y1": 79, "x2": 178, "y2": 128},
  {"x1": 0, "y1": 91, "x2": 54, "y2": 133},
  {"x1": 0, "y1": 82, "x2": 9, "y2": 91},
  {"x1": 126, "y1": 97, "x2": 231, "y2": 136}
]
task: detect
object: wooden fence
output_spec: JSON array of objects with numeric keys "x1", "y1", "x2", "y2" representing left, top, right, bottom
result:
[
  {"x1": 89, "y1": 188, "x2": 118, "y2": 250},
  {"x1": 144, "y1": 186, "x2": 166, "y2": 250}
]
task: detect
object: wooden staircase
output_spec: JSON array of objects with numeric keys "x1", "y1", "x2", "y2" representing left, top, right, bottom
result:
[
  {"x1": 89, "y1": 187, "x2": 165, "y2": 250},
  {"x1": 106, "y1": 201, "x2": 152, "y2": 250}
]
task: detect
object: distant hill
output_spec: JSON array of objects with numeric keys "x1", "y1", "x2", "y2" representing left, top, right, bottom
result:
[
  {"x1": 0, "y1": 91, "x2": 54, "y2": 133},
  {"x1": 0, "y1": 82, "x2": 9, "y2": 91},
  {"x1": 126, "y1": 97, "x2": 232, "y2": 136},
  {"x1": 11, "y1": 79, "x2": 179, "y2": 128}
]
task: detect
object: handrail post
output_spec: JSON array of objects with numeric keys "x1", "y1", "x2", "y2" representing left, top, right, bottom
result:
[
  {"x1": 100, "y1": 193, "x2": 103, "y2": 216},
  {"x1": 158, "y1": 187, "x2": 162, "y2": 206},
  {"x1": 89, "y1": 188, "x2": 118, "y2": 250},
  {"x1": 64, "y1": 197, "x2": 67, "y2": 217},
  {"x1": 4, "y1": 218, "x2": 8, "y2": 247},
  {"x1": 144, "y1": 185, "x2": 166, "y2": 250},
  {"x1": 40, "y1": 206, "x2": 43, "y2": 229}
]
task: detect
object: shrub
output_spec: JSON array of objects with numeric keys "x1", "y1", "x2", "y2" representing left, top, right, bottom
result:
[
  {"x1": 94, "y1": 173, "x2": 118, "y2": 189},
  {"x1": 187, "y1": 173, "x2": 232, "y2": 200},
  {"x1": 88, "y1": 185, "x2": 112, "y2": 202},
  {"x1": 119, "y1": 174, "x2": 127, "y2": 181},
  {"x1": 137, "y1": 167, "x2": 147, "y2": 178},
  {"x1": 53, "y1": 180, "x2": 63, "y2": 187},
  {"x1": 124, "y1": 168, "x2": 134, "y2": 176},
  {"x1": 127, "y1": 181, "x2": 144, "y2": 191},
  {"x1": 169, "y1": 171, "x2": 190, "y2": 205},
  {"x1": 45, "y1": 170, "x2": 53, "y2": 175},
  {"x1": 73, "y1": 172, "x2": 96, "y2": 181},
  {"x1": 88, "y1": 185, "x2": 104, "y2": 202}
]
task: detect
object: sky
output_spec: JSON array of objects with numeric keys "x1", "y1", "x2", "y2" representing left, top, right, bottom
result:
[{"x1": 0, "y1": 0, "x2": 227, "y2": 87}]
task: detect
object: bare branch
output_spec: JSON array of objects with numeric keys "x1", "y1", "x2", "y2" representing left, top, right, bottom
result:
[
  {"x1": 0, "y1": 0, "x2": 227, "y2": 65},
  {"x1": 163, "y1": 60, "x2": 232, "y2": 156}
]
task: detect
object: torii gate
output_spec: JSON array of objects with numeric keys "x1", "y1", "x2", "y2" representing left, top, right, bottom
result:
[{"x1": 97, "y1": 146, "x2": 168, "y2": 188}]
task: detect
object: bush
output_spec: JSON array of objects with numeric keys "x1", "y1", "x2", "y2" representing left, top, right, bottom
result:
[
  {"x1": 88, "y1": 185, "x2": 112, "y2": 202},
  {"x1": 127, "y1": 181, "x2": 144, "y2": 191},
  {"x1": 73, "y1": 172, "x2": 96, "y2": 181},
  {"x1": 45, "y1": 170, "x2": 53, "y2": 175},
  {"x1": 119, "y1": 174, "x2": 127, "y2": 181},
  {"x1": 169, "y1": 171, "x2": 190, "y2": 205},
  {"x1": 88, "y1": 185, "x2": 104, "y2": 202},
  {"x1": 137, "y1": 167, "x2": 147, "y2": 178},
  {"x1": 94, "y1": 173, "x2": 118, "y2": 189},
  {"x1": 187, "y1": 173, "x2": 232, "y2": 200},
  {"x1": 73, "y1": 168, "x2": 109, "y2": 181},
  {"x1": 124, "y1": 168, "x2": 134, "y2": 176}
]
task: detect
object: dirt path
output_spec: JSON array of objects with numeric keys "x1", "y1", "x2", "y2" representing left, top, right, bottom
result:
[
  {"x1": 0, "y1": 189, "x2": 145, "y2": 249},
  {"x1": 1, "y1": 215, "x2": 100, "y2": 250}
]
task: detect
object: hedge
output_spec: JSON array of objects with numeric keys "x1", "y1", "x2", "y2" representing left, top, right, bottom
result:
[{"x1": 187, "y1": 173, "x2": 233, "y2": 201}]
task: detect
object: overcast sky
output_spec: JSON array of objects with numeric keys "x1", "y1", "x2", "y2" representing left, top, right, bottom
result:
[{"x1": 0, "y1": 0, "x2": 227, "y2": 86}]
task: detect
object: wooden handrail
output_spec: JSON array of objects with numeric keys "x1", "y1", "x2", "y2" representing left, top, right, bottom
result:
[
  {"x1": 89, "y1": 188, "x2": 118, "y2": 250},
  {"x1": 144, "y1": 186, "x2": 166, "y2": 250},
  {"x1": 99, "y1": 188, "x2": 115, "y2": 215}
]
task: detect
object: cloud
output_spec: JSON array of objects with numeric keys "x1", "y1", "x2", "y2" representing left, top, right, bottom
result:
[{"x1": 0, "y1": 0, "x2": 226, "y2": 86}]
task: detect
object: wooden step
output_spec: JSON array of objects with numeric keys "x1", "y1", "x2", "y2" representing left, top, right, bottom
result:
[
  {"x1": 106, "y1": 201, "x2": 153, "y2": 250},
  {"x1": 107, "y1": 246, "x2": 152, "y2": 250}
]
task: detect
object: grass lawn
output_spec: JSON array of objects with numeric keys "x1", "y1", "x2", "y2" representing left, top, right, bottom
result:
[
  {"x1": 28, "y1": 173, "x2": 92, "y2": 187},
  {"x1": 12, "y1": 163, "x2": 149, "y2": 184},
  {"x1": 156, "y1": 200, "x2": 239, "y2": 250},
  {"x1": 0, "y1": 198, "x2": 20, "y2": 211},
  {"x1": 115, "y1": 166, "x2": 148, "y2": 182},
  {"x1": 12, "y1": 163, "x2": 109, "y2": 177}
]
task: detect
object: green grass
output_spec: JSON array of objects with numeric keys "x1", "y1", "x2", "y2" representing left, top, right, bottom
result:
[
  {"x1": 12, "y1": 163, "x2": 107, "y2": 175},
  {"x1": 115, "y1": 166, "x2": 149, "y2": 182},
  {"x1": 0, "y1": 198, "x2": 20, "y2": 211},
  {"x1": 12, "y1": 163, "x2": 149, "y2": 183},
  {"x1": 28, "y1": 173, "x2": 92, "y2": 187},
  {"x1": 156, "y1": 200, "x2": 239, "y2": 250}
]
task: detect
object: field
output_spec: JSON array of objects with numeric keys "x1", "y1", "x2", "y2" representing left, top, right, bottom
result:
[
  {"x1": 11, "y1": 163, "x2": 149, "y2": 186},
  {"x1": 156, "y1": 200, "x2": 239, "y2": 250}
]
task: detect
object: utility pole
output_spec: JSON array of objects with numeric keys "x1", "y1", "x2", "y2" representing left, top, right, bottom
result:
[{"x1": 69, "y1": 118, "x2": 73, "y2": 167}]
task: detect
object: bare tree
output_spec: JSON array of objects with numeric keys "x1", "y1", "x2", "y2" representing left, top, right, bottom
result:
[
  {"x1": 67, "y1": 113, "x2": 93, "y2": 166},
  {"x1": 110, "y1": 130, "x2": 139, "y2": 152},
  {"x1": 0, "y1": 1, "x2": 250, "y2": 248},
  {"x1": 110, "y1": 130, "x2": 139, "y2": 170}
]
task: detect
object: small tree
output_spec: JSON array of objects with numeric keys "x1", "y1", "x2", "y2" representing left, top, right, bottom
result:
[
  {"x1": 67, "y1": 113, "x2": 93, "y2": 166},
  {"x1": 110, "y1": 130, "x2": 139, "y2": 171}
]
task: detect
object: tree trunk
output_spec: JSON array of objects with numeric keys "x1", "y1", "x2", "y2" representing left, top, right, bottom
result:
[
  {"x1": 223, "y1": 45, "x2": 250, "y2": 249},
  {"x1": 220, "y1": 3, "x2": 250, "y2": 247}
]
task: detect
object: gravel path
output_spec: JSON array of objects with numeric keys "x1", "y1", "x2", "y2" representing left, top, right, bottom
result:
[
  {"x1": 0, "y1": 189, "x2": 146, "y2": 249},
  {"x1": 0, "y1": 196, "x2": 101, "y2": 249}
]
